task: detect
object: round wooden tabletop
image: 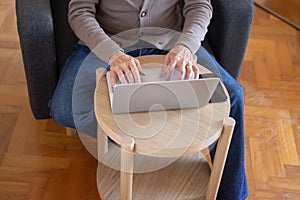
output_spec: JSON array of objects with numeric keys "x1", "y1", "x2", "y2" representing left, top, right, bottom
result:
[{"x1": 94, "y1": 55, "x2": 230, "y2": 157}]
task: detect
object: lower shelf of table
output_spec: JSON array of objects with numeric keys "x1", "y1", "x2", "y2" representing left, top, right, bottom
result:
[{"x1": 97, "y1": 143, "x2": 211, "y2": 200}]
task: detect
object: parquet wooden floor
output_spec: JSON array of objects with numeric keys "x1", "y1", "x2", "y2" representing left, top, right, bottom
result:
[
  {"x1": 240, "y1": 6, "x2": 300, "y2": 200},
  {"x1": 0, "y1": 0, "x2": 299, "y2": 199}
]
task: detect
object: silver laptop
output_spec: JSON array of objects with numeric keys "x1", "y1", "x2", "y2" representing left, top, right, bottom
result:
[{"x1": 106, "y1": 68, "x2": 220, "y2": 114}]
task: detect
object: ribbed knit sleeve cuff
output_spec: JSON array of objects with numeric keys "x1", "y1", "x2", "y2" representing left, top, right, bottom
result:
[
  {"x1": 92, "y1": 38, "x2": 123, "y2": 63},
  {"x1": 175, "y1": 34, "x2": 201, "y2": 54}
]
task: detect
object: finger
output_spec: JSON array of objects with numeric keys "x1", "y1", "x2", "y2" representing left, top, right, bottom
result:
[
  {"x1": 125, "y1": 70, "x2": 134, "y2": 83},
  {"x1": 118, "y1": 60, "x2": 133, "y2": 83},
  {"x1": 192, "y1": 65, "x2": 200, "y2": 79},
  {"x1": 117, "y1": 70, "x2": 127, "y2": 84},
  {"x1": 166, "y1": 59, "x2": 177, "y2": 81},
  {"x1": 130, "y1": 59, "x2": 141, "y2": 83},
  {"x1": 177, "y1": 60, "x2": 186, "y2": 80},
  {"x1": 185, "y1": 64, "x2": 193, "y2": 80},
  {"x1": 161, "y1": 54, "x2": 171, "y2": 76},
  {"x1": 160, "y1": 66, "x2": 168, "y2": 77},
  {"x1": 131, "y1": 67, "x2": 140, "y2": 83},
  {"x1": 134, "y1": 59, "x2": 146, "y2": 76},
  {"x1": 110, "y1": 72, "x2": 117, "y2": 88},
  {"x1": 166, "y1": 68, "x2": 174, "y2": 82},
  {"x1": 131, "y1": 59, "x2": 142, "y2": 83}
]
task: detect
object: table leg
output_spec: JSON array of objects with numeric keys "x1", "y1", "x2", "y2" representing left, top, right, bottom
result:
[
  {"x1": 66, "y1": 127, "x2": 77, "y2": 136},
  {"x1": 120, "y1": 137, "x2": 135, "y2": 200},
  {"x1": 201, "y1": 147, "x2": 213, "y2": 169},
  {"x1": 206, "y1": 117, "x2": 235, "y2": 200},
  {"x1": 97, "y1": 125, "x2": 108, "y2": 160}
]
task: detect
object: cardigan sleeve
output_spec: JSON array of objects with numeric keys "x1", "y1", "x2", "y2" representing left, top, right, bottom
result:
[
  {"x1": 176, "y1": 0, "x2": 213, "y2": 53},
  {"x1": 68, "y1": 0, "x2": 122, "y2": 63}
]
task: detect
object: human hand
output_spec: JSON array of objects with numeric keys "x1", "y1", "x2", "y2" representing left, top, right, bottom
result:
[
  {"x1": 108, "y1": 51, "x2": 146, "y2": 87},
  {"x1": 161, "y1": 45, "x2": 199, "y2": 80}
]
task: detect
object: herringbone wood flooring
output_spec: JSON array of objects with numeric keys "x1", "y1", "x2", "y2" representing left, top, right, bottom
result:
[
  {"x1": 241, "y1": 6, "x2": 300, "y2": 200},
  {"x1": 0, "y1": 0, "x2": 299, "y2": 199}
]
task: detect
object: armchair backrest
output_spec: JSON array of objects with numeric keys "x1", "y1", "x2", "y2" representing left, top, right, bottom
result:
[
  {"x1": 16, "y1": 0, "x2": 78, "y2": 119},
  {"x1": 50, "y1": 0, "x2": 78, "y2": 72}
]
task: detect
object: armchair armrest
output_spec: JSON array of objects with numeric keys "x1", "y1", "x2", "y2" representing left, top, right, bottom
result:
[
  {"x1": 16, "y1": 0, "x2": 58, "y2": 119},
  {"x1": 207, "y1": 0, "x2": 254, "y2": 79}
]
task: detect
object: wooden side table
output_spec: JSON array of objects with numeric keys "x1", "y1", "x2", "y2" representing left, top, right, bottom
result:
[{"x1": 94, "y1": 55, "x2": 235, "y2": 200}]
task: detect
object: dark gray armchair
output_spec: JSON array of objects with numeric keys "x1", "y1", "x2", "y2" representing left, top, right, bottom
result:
[{"x1": 16, "y1": 0, "x2": 254, "y2": 119}]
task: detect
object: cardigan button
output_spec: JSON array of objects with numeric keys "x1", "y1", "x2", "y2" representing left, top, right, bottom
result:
[
  {"x1": 137, "y1": 32, "x2": 144, "y2": 38},
  {"x1": 141, "y1": 10, "x2": 147, "y2": 17}
]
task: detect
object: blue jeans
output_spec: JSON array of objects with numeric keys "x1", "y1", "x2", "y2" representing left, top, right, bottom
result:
[{"x1": 49, "y1": 44, "x2": 248, "y2": 200}]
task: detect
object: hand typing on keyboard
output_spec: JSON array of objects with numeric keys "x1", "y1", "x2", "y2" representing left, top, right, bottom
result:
[
  {"x1": 160, "y1": 44, "x2": 199, "y2": 81},
  {"x1": 108, "y1": 51, "x2": 146, "y2": 87}
]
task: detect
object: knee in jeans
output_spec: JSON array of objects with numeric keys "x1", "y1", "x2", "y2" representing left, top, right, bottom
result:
[
  {"x1": 48, "y1": 98, "x2": 75, "y2": 128},
  {"x1": 228, "y1": 81, "x2": 244, "y2": 107}
]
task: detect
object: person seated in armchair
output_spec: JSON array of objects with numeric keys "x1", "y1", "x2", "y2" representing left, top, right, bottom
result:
[{"x1": 49, "y1": 0, "x2": 248, "y2": 199}]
